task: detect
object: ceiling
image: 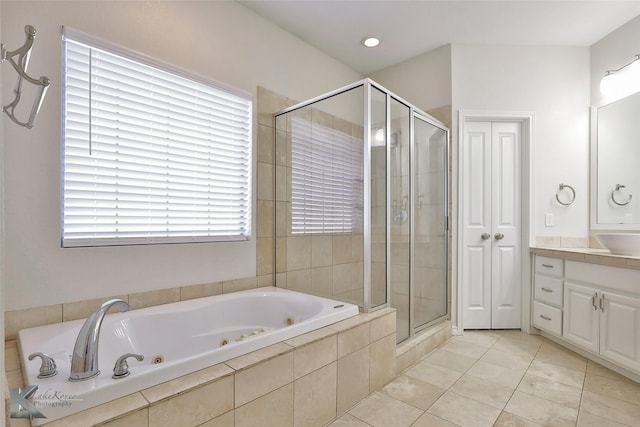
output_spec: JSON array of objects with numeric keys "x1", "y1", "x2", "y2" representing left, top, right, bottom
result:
[{"x1": 240, "y1": 0, "x2": 640, "y2": 74}]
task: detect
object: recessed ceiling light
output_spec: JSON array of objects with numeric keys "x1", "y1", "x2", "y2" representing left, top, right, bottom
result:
[{"x1": 361, "y1": 36, "x2": 380, "y2": 48}]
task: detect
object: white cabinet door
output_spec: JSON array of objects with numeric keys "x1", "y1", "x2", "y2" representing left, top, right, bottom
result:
[
  {"x1": 600, "y1": 291, "x2": 640, "y2": 372},
  {"x1": 563, "y1": 282, "x2": 599, "y2": 353}
]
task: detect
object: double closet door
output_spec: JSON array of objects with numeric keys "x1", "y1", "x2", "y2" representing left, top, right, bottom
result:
[{"x1": 462, "y1": 121, "x2": 521, "y2": 329}]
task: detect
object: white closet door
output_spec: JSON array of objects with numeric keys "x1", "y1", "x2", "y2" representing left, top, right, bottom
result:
[{"x1": 462, "y1": 121, "x2": 521, "y2": 329}]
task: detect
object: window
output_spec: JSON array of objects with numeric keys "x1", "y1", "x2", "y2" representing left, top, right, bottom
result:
[
  {"x1": 62, "y1": 28, "x2": 252, "y2": 247},
  {"x1": 290, "y1": 115, "x2": 364, "y2": 234}
]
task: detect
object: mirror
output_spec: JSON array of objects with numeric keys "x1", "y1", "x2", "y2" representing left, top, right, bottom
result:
[{"x1": 592, "y1": 91, "x2": 640, "y2": 229}]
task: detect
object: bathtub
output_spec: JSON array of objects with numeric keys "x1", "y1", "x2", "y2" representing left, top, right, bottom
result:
[{"x1": 17, "y1": 287, "x2": 359, "y2": 425}]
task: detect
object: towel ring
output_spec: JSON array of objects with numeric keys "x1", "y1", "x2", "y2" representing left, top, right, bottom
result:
[
  {"x1": 555, "y1": 184, "x2": 575, "y2": 206},
  {"x1": 611, "y1": 184, "x2": 632, "y2": 206}
]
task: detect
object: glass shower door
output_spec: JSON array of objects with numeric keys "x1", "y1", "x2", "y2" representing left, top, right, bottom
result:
[
  {"x1": 390, "y1": 98, "x2": 411, "y2": 342},
  {"x1": 413, "y1": 114, "x2": 448, "y2": 329}
]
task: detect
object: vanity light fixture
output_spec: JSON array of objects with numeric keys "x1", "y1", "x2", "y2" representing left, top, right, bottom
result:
[
  {"x1": 600, "y1": 53, "x2": 640, "y2": 97},
  {"x1": 361, "y1": 36, "x2": 380, "y2": 48}
]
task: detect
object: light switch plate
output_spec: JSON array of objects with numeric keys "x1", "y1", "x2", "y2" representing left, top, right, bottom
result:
[{"x1": 545, "y1": 213, "x2": 554, "y2": 227}]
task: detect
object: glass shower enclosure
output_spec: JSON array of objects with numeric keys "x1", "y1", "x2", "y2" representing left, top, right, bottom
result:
[{"x1": 274, "y1": 79, "x2": 448, "y2": 343}]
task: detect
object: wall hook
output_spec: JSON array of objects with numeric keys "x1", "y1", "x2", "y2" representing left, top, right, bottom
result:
[
  {"x1": 1, "y1": 24, "x2": 50, "y2": 129},
  {"x1": 555, "y1": 183, "x2": 575, "y2": 206}
]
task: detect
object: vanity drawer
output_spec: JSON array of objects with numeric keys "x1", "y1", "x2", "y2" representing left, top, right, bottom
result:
[
  {"x1": 534, "y1": 275, "x2": 563, "y2": 307},
  {"x1": 535, "y1": 256, "x2": 563, "y2": 277},
  {"x1": 533, "y1": 301, "x2": 562, "y2": 336}
]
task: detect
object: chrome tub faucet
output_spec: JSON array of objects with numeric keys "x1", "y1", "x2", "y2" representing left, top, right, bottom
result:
[{"x1": 69, "y1": 299, "x2": 129, "y2": 381}]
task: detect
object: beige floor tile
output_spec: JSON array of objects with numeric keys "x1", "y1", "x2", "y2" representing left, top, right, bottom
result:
[
  {"x1": 586, "y1": 360, "x2": 635, "y2": 383},
  {"x1": 493, "y1": 411, "x2": 544, "y2": 427},
  {"x1": 449, "y1": 374, "x2": 515, "y2": 409},
  {"x1": 423, "y1": 348, "x2": 478, "y2": 373},
  {"x1": 492, "y1": 332, "x2": 543, "y2": 359},
  {"x1": 466, "y1": 360, "x2": 526, "y2": 389},
  {"x1": 439, "y1": 338, "x2": 488, "y2": 359},
  {"x1": 411, "y1": 412, "x2": 459, "y2": 427},
  {"x1": 426, "y1": 391, "x2": 501, "y2": 427},
  {"x1": 504, "y1": 390, "x2": 578, "y2": 427},
  {"x1": 327, "y1": 413, "x2": 372, "y2": 426},
  {"x1": 526, "y1": 359, "x2": 585, "y2": 389},
  {"x1": 535, "y1": 340, "x2": 587, "y2": 372},
  {"x1": 348, "y1": 392, "x2": 423, "y2": 427},
  {"x1": 480, "y1": 348, "x2": 533, "y2": 370},
  {"x1": 584, "y1": 373, "x2": 640, "y2": 406},
  {"x1": 405, "y1": 359, "x2": 464, "y2": 389},
  {"x1": 381, "y1": 375, "x2": 445, "y2": 410},
  {"x1": 580, "y1": 390, "x2": 640, "y2": 426},
  {"x1": 516, "y1": 374, "x2": 582, "y2": 409},
  {"x1": 456, "y1": 330, "x2": 503, "y2": 348},
  {"x1": 576, "y1": 410, "x2": 628, "y2": 427}
]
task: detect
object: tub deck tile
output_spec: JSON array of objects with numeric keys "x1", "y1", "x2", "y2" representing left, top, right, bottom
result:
[
  {"x1": 225, "y1": 342, "x2": 294, "y2": 371},
  {"x1": 284, "y1": 325, "x2": 336, "y2": 348},
  {"x1": 44, "y1": 392, "x2": 149, "y2": 427},
  {"x1": 141, "y1": 363, "x2": 235, "y2": 404},
  {"x1": 327, "y1": 314, "x2": 371, "y2": 334},
  {"x1": 148, "y1": 376, "x2": 234, "y2": 427},
  {"x1": 234, "y1": 352, "x2": 294, "y2": 407}
]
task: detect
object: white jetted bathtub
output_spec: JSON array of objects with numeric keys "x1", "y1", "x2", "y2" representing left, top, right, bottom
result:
[{"x1": 17, "y1": 287, "x2": 359, "y2": 425}]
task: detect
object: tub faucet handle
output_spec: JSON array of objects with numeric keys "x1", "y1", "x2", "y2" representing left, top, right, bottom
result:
[
  {"x1": 28, "y1": 352, "x2": 58, "y2": 378},
  {"x1": 112, "y1": 353, "x2": 144, "y2": 379}
]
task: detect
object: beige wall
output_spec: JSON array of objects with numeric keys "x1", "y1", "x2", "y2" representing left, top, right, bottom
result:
[
  {"x1": 1, "y1": 1, "x2": 361, "y2": 311},
  {"x1": 369, "y1": 45, "x2": 452, "y2": 113}
]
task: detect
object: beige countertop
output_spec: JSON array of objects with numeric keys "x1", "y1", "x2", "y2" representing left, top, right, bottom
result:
[{"x1": 530, "y1": 246, "x2": 640, "y2": 268}]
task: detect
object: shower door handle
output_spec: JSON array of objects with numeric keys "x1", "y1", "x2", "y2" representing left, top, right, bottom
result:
[
  {"x1": 494, "y1": 233, "x2": 505, "y2": 240},
  {"x1": 481, "y1": 233, "x2": 491, "y2": 240}
]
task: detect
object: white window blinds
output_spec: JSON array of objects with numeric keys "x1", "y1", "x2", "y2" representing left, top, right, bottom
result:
[
  {"x1": 290, "y1": 116, "x2": 364, "y2": 234},
  {"x1": 62, "y1": 29, "x2": 252, "y2": 247}
]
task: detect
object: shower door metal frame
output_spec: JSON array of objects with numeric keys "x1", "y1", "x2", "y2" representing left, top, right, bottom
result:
[
  {"x1": 370, "y1": 79, "x2": 450, "y2": 341},
  {"x1": 411, "y1": 111, "x2": 450, "y2": 337},
  {"x1": 272, "y1": 79, "x2": 450, "y2": 328}
]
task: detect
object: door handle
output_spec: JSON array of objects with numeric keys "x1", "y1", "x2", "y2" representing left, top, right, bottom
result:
[
  {"x1": 481, "y1": 233, "x2": 491, "y2": 240},
  {"x1": 494, "y1": 233, "x2": 504, "y2": 240},
  {"x1": 600, "y1": 294, "x2": 605, "y2": 312},
  {"x1": 592, "y1": 292, "x2": 598, "y2": 311}
]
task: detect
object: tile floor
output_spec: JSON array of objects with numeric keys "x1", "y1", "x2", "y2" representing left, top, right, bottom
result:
[{"x1": 328, "y1": 330, "x2": 640, "y2": 427}]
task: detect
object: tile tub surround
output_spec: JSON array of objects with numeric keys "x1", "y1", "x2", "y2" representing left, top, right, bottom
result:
[
  {"x1": 5, "y1": 309, "x2": 396, "y2": 427},
  {"x1": 4, "y1": 276, "x2": 276, "y2": 341}
]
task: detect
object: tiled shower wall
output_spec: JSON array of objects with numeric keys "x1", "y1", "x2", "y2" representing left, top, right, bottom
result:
[{"x1": 273, "y1": 96, "x2": 367, "y2": 306}]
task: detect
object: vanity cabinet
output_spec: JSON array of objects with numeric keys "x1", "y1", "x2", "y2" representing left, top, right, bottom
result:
[
  {"x1": 563, "y1": 261, "x2": 640, "y2": 374},
  {"x1": 532, "y1": 256, "x2": 564, "y2": 336}
]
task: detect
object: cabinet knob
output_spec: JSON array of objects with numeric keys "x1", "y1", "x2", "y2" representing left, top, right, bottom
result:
[
  {"x1": 481, "y1": 233, "x2": 491, "y2": 240},
  {"x1": 495, "y1": 233, "x2": 505, "y2": 240}
]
